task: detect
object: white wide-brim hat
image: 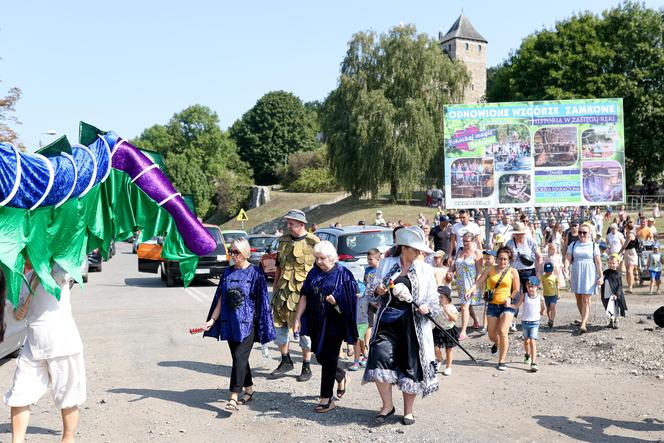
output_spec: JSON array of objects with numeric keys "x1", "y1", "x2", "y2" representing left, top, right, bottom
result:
[{"x1": 395, "y1": 226, "x2": 434, "y2": 254}]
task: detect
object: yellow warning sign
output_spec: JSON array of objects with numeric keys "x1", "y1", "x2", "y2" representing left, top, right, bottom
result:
[{"x1": 236, "y1": 208, "x2": 249, "y2": 221}]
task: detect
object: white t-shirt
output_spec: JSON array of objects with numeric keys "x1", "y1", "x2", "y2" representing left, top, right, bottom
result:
[
  {"x1": 521, "y1": 293, "x2": 542, "y2": 322},
  {"x1": 494, "y1": 222, "x2": 513, "y2": 243},
  {"x1": 435, "y1": 304, "x2": 458, "y2": 330},
  {"x1": 607, "y1": 231, "x2": 625, "y2": 254},
  {"x1": 23, "y1": 266, "x2": 83, "y2": 360},
  {"x1": 452, "y1": 221, "x2": 481, "y2": 252}
]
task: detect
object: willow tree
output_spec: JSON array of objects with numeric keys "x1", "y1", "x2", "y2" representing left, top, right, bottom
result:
[{"x1": 321, "y1": 24, "x2": 469, "y2": 201}]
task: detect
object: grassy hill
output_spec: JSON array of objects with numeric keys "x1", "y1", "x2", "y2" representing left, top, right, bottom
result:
[{"x1": 215, "y1": 189, "x2": 438, "y2": 232}]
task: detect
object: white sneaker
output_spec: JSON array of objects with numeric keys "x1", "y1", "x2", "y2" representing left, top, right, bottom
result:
[{"x1": 442, "y1": 367, "x2": 452, "y2": 376}]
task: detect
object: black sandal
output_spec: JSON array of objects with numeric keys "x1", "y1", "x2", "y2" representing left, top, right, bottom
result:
[
  {"x1": 314, "y1": 398, "x2": 335, "y2": 413},
  {"x1": 225, "y1": 398, "x2": 239, "y2": 411},
  {"x1": 373, "y1": 406, "x2": 395, "y2": 424},
  {"x1": 237, "y1": 391, "x2": 254, "y2": 405},
  {"x1": 336, "y1": 374, "x2": 349, "y2": 399}
]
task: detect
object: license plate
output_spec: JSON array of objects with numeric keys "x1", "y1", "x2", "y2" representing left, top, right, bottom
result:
[
  {"x1": 195, "y1": 268, "x2": 210, "y2": 275},
  {"x1": 217, "y1": 255, "x2": 225, "y2": 262}
]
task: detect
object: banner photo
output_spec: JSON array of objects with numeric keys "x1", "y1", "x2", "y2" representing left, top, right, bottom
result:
[{"x1": 443, "y1": 98, "x2": 625, "y2": 209}]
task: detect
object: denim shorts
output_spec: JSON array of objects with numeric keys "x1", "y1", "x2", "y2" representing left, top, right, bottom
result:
[
  {"x1": 522, "y1": 320, "x2": 540, "y2": 340},
  {"x1": 487, "y1": 303, "x2": 517, "y2": 318},
  {"x1": 544, "y1": 295, "x2": 559, "y2": 307},
  {"x1": 650, "y1": 270, "x2": 661, "y2": 281},
  {"x1": 274, "y1": 325, "x2": 311, "y2": 349}
]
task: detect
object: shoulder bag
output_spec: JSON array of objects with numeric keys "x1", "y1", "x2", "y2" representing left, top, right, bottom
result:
[{"x1": 483, "y1": 265, "x2": 510, "y2": 303}]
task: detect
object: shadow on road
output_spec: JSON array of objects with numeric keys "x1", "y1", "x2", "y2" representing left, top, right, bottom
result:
[
  {"x1": 533, "y1": 415, "x2": 664, "y2": 442},
  {"x1": 0, "y1": 423, "x2": 59, "y2": 436},
  {"x1": 124, "y1": 277, "x2": 166, "y2": 288},
  {"x1": 107, "y1": 387, "x2": 376, "y2": 425}
]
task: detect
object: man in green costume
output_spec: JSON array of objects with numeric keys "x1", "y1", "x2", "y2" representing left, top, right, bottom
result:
[{"x1": 270, "y1": 209, "x2": 319, "y2": 381}]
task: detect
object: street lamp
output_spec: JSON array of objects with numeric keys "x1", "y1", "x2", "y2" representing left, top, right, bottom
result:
[{"x1": 38, "y1": 130, "x2": 57, "y2": 148}]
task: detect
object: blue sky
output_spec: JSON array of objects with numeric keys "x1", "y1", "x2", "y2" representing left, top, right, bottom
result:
[{"x1": 2, "y1": 0, "x2": 662, "y2": 149}]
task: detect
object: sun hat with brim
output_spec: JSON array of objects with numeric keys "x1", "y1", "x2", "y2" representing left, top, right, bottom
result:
[
  {"x1": 512, "y1": 222, "x2": 527, "y2": 234},
  {"x1": 284, "y1": 209, "x2": 307, "y2": 224},
  {"x1": 395, "y1": 226, "x2": 434, "y2": 254},
  {"x1": 376, "y1": 210, "x2": 383, "y2": 214},
  {"x1": 434, "y1": 250, "x2": 446, "y2": 258}
]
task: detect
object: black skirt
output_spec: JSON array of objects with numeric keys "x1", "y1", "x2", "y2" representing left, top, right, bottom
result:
[
  {"x1": 433, "y1": 326, "x2": 459, "y2": 349},
  {"x1": 366, "y1": 300, "x2": 423, "y2": 383}
]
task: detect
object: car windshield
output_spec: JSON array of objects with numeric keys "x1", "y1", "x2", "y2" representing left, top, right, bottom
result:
[
  {"x1": 248, "y1": 237, "x2": 275, "y2": 249},
  {"x1": 337, "y1": 231, "x2": 393, "y2": 256},
  {"x1": 205, "y1": 228, "x2": 223, "y2": 243},
  {"x1": 223, "y1": 232, "x2": 247, "y2": 242}
]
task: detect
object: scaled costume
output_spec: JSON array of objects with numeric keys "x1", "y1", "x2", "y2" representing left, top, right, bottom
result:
[{"x1": 271, "y1": 232, "x2": 319, "y2": 329}]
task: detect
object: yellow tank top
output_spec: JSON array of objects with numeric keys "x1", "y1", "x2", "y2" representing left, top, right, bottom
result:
[{"x1": 487, "y1": 266, "x2": 513, "y2": 305}]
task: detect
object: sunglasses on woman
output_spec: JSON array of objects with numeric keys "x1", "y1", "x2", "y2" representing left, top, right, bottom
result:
[
  {"x1": 229, "y1": 249, "x2": 242, "y2": 255},
  {"x1": 579, "y1": 231, "x2": 589, "y2": 235}
]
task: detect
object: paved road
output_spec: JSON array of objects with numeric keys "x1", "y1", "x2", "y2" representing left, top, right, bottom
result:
[{"x1": 1, "y1": 242, "x2": 663, "y2": 442}]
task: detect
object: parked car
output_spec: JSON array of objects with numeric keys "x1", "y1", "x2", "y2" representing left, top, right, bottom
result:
[
  {"x1": 0, "y1": 299, "x2": 26, "y2": 360},
  {"x1": 137, "y1": 225, "x2": 230, "y2": 287},
  {"x1": 259, "y1": 238, "x2": 279, "y2": 280},
  {"x1": 315, "y1": 226, "x2": 393, "y2": 283},
  {"x1": 220, "y1": 229, "x2": 248, "y2": 249},
  {"x1": 247, "y1": 234, "x2": 277, "y2": 265},
  {"x1": 88, "y1": 248, "x2": 102, "y2": 272},
  {"x1": 80, "y1": 254, "x2": 89, "y2": 283}
]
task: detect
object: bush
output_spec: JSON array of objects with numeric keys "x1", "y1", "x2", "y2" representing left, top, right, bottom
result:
[
  {"x1": 289, "y1": 168, "x2": 338, "y2": 193},
  {"x1": 279, "y1": 147, "x2": 327, "y2": 188}
]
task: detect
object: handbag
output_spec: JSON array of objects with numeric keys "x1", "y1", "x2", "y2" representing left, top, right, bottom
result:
[
  {"x1": 484, "y1": 265, "x2": 510, "y2": 302},
  {"x1": 517, "y1": 252, "x2": 535, "y2": 267}
]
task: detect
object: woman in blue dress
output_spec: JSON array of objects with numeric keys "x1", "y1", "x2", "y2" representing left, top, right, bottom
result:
[
  {"x1": 564, "y1": 223, "x2": 603, "y2": 334},
  {"x1": 202, "y1": 238, "x2": 276, "y2": 411},
  {"x1": 293, "y1": 241, "x2": 358, "y2": 413}
]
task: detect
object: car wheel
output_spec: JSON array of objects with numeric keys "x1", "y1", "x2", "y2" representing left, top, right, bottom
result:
[
  {"x1": 160, "y1": 265, "x2": 166, "y2": 281},
  {"x1": 166, "y1": 271, "x2": 176, "y2": 287},
  {"x1": 8, "y1": 347, "x2": 21, "y2": 359}
]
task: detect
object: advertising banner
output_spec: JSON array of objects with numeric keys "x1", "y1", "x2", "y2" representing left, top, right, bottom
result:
[{"x1": 443, "y1": 98, "x2": 625, "y2": 209}]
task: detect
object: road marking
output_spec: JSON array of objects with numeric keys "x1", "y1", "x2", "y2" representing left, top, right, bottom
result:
[{"x1": 185, "y1": 287, "x2": 212, "y2": 304}]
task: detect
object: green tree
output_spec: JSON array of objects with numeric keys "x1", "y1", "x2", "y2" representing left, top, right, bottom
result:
[
  {"x1": 0, "y1": 83, "x2": 21, "y2": 144},
  {"x1": 230, "y1": 91, "x2": 318, "y2": 185},
  {"x1": 131, "y1": 105, "x2": 252, "y2": 218},
  {"x1": 321, "y1": 25, "x2": 469, "y2": 201},
  {"x1": 487, "y1": 1, "x2": 664, "y2": 185}
]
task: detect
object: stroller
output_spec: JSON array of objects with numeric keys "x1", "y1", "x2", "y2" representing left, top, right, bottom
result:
[{"x1": 637, "y1": 239, "x2": 656, "y2": 287}]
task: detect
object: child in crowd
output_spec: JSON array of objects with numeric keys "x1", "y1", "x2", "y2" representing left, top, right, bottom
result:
[
  {"x1": 349, "y1": 248, "x2": 381, "y2": 370},
  {"x1": 602, "y1": 254, "x2": 627, "y2": 329},
  {"x1": 517, "y1": 276, "x2": 545, "y2": 372},
  {"x1": 433, "y1": 286, "x2": 458, "y2": 376},
  {"x1": 647, "y1": 243, "x2": 663, "y2": 295},
  {"x1": 433, "y1": 250, "x2": 449, "y2": 287},
  {"x1": 541, "y1": 262, "x2": 559, "y2": 328},
  {"x1": 543, "y1": 242, "x2": 565, "y2": 289}
]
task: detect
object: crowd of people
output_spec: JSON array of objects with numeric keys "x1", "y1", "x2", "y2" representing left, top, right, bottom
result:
[{"x1": 3, "y1": 201, "x2": 661, "y2": 438}]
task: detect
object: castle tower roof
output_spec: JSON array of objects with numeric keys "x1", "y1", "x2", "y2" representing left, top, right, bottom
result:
[{"x1": 440, "y1": 13, "x2": 487, "y2": 44}]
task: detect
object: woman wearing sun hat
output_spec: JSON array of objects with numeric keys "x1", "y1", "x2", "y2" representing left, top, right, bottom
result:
[{"x1": 363, "y1": 226, "x2": 440, "y2": 426}]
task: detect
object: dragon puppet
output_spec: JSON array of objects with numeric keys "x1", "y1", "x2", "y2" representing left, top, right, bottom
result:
[{"x1": 0, "y1": 121, "x2": 217, "y2": 308}]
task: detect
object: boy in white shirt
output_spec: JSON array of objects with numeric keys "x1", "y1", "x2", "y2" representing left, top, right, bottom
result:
[
  {"x1": 4, "y1": 258, "x2": 85, "y2": 443},
  {"x1": 517, "y1": 276, "x2": 545, "y2": 372}
]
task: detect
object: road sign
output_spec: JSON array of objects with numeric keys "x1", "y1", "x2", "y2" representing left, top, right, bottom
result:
[{"x1": 236, "y1": 208, "x2": 249, "y2": 221}]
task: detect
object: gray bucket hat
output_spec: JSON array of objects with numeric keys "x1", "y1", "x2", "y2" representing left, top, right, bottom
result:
[{"x1": 284, "y1": 209, "x2": 307, "y2": 224}]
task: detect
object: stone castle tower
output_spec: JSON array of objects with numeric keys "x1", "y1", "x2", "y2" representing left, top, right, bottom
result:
[{"x1": 439, "y1": 13, "x2": 488, "y2": 104}]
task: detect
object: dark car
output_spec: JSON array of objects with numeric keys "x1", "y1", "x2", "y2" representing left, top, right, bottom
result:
[
  {"x1": 247, "y1": 234, "x2": 277, "y2": 265},
  {"x1": 138, "y1": 225, "x2": 230, "y2": 287},
  {"x1": 88, "y1": 248, "x2": 102, "y2": 272}
]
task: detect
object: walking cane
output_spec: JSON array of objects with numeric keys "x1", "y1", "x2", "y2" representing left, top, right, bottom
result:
[{"x1": 412, "y1": 300, "x2": 478, "y2": 364}]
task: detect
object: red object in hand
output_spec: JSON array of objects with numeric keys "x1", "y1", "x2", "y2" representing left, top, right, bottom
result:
[{"x1": 189, "y1": 327, "x2": 205, "y2": 334}]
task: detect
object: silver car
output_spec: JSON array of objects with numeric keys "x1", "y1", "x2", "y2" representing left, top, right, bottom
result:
[
  {"x1": 0, "y1": 301, "x2": 26, "y2": 360},
  {"x1": 315, "y1": 226, "x2": 393, "y2": 283}
]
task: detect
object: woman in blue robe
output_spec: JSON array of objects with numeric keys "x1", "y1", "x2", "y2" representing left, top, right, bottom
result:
[
  {"x1": 294, "y1": 240, "x2": 357, "y2": 413},
  {"x1": 202, "y1": 238, "x2": 276, "y2": 411}
]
